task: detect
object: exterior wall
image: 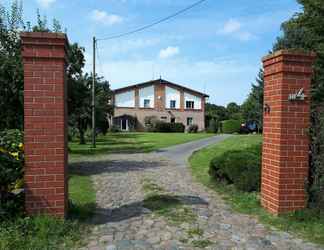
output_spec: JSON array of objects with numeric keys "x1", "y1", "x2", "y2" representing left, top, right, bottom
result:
[
  {"x1": 114, "y1": 108, "x2": 205, "y2": 131},
  {"x1": 21, "y1": 32, "x2": 68, "y2": 218},
  {"x1": 139, "y1": 85, "x2": 155, "y2": 108},
  {"x1": 261, "y1": 50, "x2": 316, "y2": 215},
  {"x1": 184, "y1": 92, "x2": 202, "y2": 110},
  {"x1": 115, "y1": 90, "x2": 135, "y2": 108},
  {"x1": 165, "y1": 86, "x2": 181, "y2": 109}
]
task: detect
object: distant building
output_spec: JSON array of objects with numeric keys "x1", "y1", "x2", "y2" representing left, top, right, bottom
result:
[{"x1": 112, "y1": 79, "x2": 209, "y2": 131}]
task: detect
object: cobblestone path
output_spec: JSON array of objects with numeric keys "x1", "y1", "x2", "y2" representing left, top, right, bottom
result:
[{"x1": 73, "y1": 139, "x2": 322, "y2": 250}]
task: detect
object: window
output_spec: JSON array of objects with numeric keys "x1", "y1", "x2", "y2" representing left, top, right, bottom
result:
[
  {"x1": 186, "y1": 101, "x2": 195, "y2": 109},
  {"x1": 161, "y1": 116, "x2": 167, "y2": 120},
  {"x1": 144, "y1": 99, "x2": 150, "y2": 108},
  {"x1": 170, "y1": 100, "x2": 176, "y2": 109},
  {"x1": 171, "y1": 118, "x2": 176, "y2": 123},
  {"x1": 187, "y1": 117, "x2": 193, "y2": 126}
]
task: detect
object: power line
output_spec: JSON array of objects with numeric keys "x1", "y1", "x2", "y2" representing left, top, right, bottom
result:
[{"x1": 97, "y1": 0, "x2": 209, "y2": 41}]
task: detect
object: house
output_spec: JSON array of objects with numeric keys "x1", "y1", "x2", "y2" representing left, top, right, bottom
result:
[{"x1": 112, "y1": 79, "x2": 209, "y2": 131}]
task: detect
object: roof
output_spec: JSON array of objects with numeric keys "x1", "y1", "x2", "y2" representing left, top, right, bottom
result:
[{"x1": 113, "y1": 79, "x2": 209, "y2": 98}]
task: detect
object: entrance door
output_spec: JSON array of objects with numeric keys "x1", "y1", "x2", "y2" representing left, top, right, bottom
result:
[{"x1": 121, "y1": 119, "x2": 129, "y2": 131}]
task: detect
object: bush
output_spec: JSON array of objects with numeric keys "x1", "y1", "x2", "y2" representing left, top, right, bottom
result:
[
  {"x1": 109, "y1": 125, "x2": 121, "y2": 133},
  {"x1": 221, "y1": 119, "x2": 241, "y2": 134},
  {"x1": 154, "y1": 121, "x2": 185, "y2": 133},
  {"x1": 207, "y1": 119, "x2": 219, "y2": 133},
  {"x1": 0, "y1": 130, "x2": 24, "y2": 220},
  {"x1": 209, "y1": 144, "x2": 262, "y2": 192},
  {"x1": 187, "y1": 124, "x2": 198, "y2": 133}
]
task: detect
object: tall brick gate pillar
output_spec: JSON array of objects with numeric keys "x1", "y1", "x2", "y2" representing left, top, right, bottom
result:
[
  {"x1": 261, "y1": 50, "x2": 316, "y2": 214},
  {"x1": 21, "y1": 32, "x2": 68, "y2": 218}
]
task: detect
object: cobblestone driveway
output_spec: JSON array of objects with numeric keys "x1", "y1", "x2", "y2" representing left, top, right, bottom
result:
[{"x1": 73, "y1": 137, "x2": 322, "y2": 250}]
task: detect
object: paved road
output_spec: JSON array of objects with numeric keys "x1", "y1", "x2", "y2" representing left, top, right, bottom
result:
[{"x1": 155, "y1": 134, "x2": 232, "y2": 167}]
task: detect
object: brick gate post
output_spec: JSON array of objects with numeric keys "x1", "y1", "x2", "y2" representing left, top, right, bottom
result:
[
  {"x1": 261, "y1": 50, "x2": 316, "y2": 215},
  {"x1": 21, "y1": 32, "x2": 69, "y2": 218}
]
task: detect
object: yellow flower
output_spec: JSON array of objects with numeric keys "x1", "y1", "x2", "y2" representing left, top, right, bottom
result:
[
  {"x1": 19, "y1": 143, "x2": 24, "y2": 150},
  {"x1": 10, "y1": 152, "x2": 19, "y2": 160}
]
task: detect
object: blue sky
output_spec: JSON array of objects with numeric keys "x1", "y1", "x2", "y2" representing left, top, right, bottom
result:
[{"x1": 5, "y1": 0, "x2": 301, "y2": 105}]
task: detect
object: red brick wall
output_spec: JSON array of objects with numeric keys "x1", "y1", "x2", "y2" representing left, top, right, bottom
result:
[
  {"x1": 261, "y1": 50, "x2": 316, "y2": 214},
  {"x1": 21, "y1": 32, "x2": 68, "y2": 218}
]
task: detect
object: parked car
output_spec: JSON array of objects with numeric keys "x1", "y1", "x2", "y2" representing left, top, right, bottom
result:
[{"x1": 240, "y1": 120, "x2": 260, "y2": 134}]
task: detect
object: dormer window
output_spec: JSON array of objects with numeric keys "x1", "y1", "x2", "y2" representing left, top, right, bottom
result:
[
  {"x1": 144, "y1": 99, "x2": 151, "y2": 108},
  {"x1": 186, "y1": 101, "x2": 195, "y2": 109},
  {"x1": 170, "y1": 100, "x2": 176, "y2": 109}
]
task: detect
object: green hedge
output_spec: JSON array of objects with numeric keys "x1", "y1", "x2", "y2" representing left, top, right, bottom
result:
[
  {"x1": 209, "y1": 143, "x2": 262, "y2": 192},
  {"x1": 154, "y1": 122, "x2": 185, "y2": 133},
  {"x1": 221, "y1": 119, "x2": 241, "y2": 134}
]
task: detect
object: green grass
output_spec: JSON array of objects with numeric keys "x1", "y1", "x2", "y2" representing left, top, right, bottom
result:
[
  {"x1": 69, "y1": 132, "x2": 214, "y2": 156},
  {"x1": 189, "y1": 135, "x2": 324, "y2": 245},
  {"x1": 0, "y1": 168, "x2": 96, "y2": 250},
  {"x1": 69, "y1": 172, "x2": 96, "y2": 221}
]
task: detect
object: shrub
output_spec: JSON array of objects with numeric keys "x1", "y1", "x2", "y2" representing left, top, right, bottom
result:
[
  {"x1": 207, "y1": 119, "x2": 219, "y2": 133},
  {"x1": 109, "y1": 125, "x2": 121, "y2": 133},
  {"x1": 0, "y1": 130, "x2": 24, "y2": 220},
  {"x1": 154, "y1": 121, "x2": 185, "y2": 133},
  {"x1": 187, "y1": 124, "x2": 199, "y2": 133},
  {"x1": 221, "y1": 119, "x2": 241, "y2": 134},
  {"x1": 209, "y1": 144, "x2": 262, "y2": 192}
]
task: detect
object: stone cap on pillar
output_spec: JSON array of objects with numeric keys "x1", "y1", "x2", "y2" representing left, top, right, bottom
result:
[
  {"x1": 21, "y1": 32, "x2": 69, "y2": 62},
  {"x1": 262, "y1": 49, "x2": 316, "y2": 77}
]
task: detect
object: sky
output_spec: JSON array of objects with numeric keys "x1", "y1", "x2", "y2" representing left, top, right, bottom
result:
[{"x1": 4, "y1": 0, "x2": 301, "y2": 105}]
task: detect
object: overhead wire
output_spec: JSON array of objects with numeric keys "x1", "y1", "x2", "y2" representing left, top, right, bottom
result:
[{"x1": 97, "y1": 0, "x2": 209, "y2": 41}]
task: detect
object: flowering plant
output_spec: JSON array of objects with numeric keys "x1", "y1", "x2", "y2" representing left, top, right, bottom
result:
[{"x1": 0, "y1": 130, "x2": 24, "y2": 219}]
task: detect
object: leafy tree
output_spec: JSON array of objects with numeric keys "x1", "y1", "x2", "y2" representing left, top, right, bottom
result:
[
  {"x1": 0, "y1": 1, "x2": 24, "y2": 130},
  {"x1": 205, "y1": 103, "x2": 228, "y2": 129},
  {"x1": 241, "y1": 69, "x2": 264, "y2": 128},
  {"x1": 226, "y1": 102, "x2": 242, "y2": 121},
  {"x1": 272, "y1": 0, "x2": 324, "y2": 210},
  {"x1": 0, "y1": 1, "x2": 113, "y2": 145}
]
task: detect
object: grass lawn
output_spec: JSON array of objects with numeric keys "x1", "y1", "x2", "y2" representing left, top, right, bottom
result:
[
  {"x1": 189, "y1": 135, "x2": 324, "y2": 245},
  {"x1": 69, "y1": 132, "x2": 214, "y2": 156},
  {"x1": 0, "y1": 168, "x2": 96, "y2": 250}
]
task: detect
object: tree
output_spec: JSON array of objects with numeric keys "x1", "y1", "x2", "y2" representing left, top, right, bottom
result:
[
  {"x1": 0, "y1": 1, "x2": 114, "y2": 145},
  {"x1": 241, "y1": 69, "x2": 264, "y2": 128},
  {"x1": 272, "y1": 0, "x2": 324, "y2": 210},
  {"x1": 226, "y1": 102, "x2": 242, "y2": 121},
  {"x1": 0, "y1": 1, "x2": 24, "y2": 131}
]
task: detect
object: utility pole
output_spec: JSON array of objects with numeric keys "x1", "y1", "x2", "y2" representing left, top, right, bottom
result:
[{"x1": 92, "y1": 36, "x2": 96, "y2": 148}]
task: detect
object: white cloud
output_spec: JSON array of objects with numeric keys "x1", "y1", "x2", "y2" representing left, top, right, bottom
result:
[
  {"x1": 159, "y1": 46, "x2": 180, "y2": 59},
  {"x1": 218, "y1": 18, "x2": 255, "y2": 41},
  {"x1": 221, "y1": 19, "x2": 241, "y2": 34},
  {"x1": 90, "y1": 9, "x2": 123, "y2": 26},
  {"x1": 36, "y1": 0, "x2": 56, "y2": 8}
]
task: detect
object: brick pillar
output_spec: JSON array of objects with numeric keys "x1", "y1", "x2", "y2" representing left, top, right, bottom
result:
[
  {"x1": 261, "y1": 50, "x2": 316, "y2": 214},
  {"x1": 21, "y1": 32, "x2": 69, "y2": 218}
]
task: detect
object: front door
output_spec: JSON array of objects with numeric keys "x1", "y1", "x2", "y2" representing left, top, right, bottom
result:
[{"x1": 121, "y1": 118, "x2": 129, "y2": 131}]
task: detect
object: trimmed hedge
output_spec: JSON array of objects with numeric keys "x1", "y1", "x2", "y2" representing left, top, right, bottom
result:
[
  {"x1": 154, "y1": 121, "x2": 185, "y2": 133},
  {"x1": 221, "y1": 119, "x2": 241, "y2": 134},
  {"x1": 209, "y1": 143, "x2": 262, "y2": 192}
]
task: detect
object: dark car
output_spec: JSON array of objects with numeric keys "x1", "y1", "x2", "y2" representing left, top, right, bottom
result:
[{"x1": 240, "y1": 120, "x2": 260, "y2": 134}]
